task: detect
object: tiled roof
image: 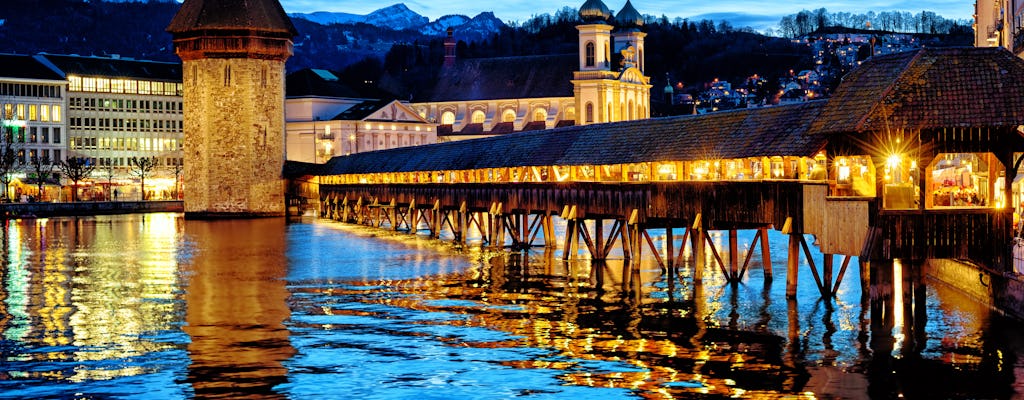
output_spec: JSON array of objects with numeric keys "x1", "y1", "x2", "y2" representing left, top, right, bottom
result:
[
  {"x1": 167, "y1": 0, "x2": 297, "y2": 36},
  {"x1": 292, "y1": 101, "x2": 827, "y2": 177},
  {"x1": 418, "y1": 54, "x2": 577, "y2": 102},
  {"x1": 0, "y1": 54, "x2": 64, "y2": 81},
  {"x1": 811, "y1": 47, "x2": 1024, "y2": 134},
  {"x1": 331, "y1": 100, "x2": 392, "y2": 121},
  {"x1": 39, "y1": 54, "x2": 181, "y2": 81}
]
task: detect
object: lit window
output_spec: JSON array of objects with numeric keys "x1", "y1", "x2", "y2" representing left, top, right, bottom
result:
[
  {"x1": 68, "y1": 76, "x2": 82, "y2": 91},
  {"x1": 51, "y1": 106, "x2": 60, "y2": 122},
  {"x1": 471, "y1": 110, "x2": 485, "y2": 124},
  {"x1": 40, "y1": 105, "x2": 48, "y2": 122},
  {"x1": 28, "y1": 105, "x2": 36, "y2": 121},
  {"x1": 440, "y1": 111, "x2": 455, "y2": 125},
  {"x1": 533, "y1": 108, "x2": 546, "y2": 122}
]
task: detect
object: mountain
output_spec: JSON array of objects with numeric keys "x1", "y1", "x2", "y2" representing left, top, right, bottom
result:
[
  {"x1": 292, "y1": 3, "x2": 428, "y2": 31},
  {"x1": 291, "y1": 3, "x2": 505, "y2": 39},
  {"x1": 421, "y1": 15, "x2": 471, "y2": 36},
  {"x1": 292, "y1": 10, "x2": 363, "y2": 25},
  {"x1": 363, "y1": 4, "x2": 429, "y2": 30}
]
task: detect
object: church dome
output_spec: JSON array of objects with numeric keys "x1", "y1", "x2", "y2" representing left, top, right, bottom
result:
[
  {"x1": 579, "y1": 0, "x2": 612, "y2": 22},
  {"x1": 614, "y1": 0, "x2": 644, "y2": 28}
]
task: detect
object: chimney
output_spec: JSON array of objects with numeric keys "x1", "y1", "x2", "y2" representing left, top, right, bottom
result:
[{"x1": 444, "y1": 27, "x2": 456, "y2": 67}]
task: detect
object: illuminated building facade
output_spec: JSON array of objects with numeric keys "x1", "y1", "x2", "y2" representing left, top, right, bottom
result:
[
  {"x1": 0, "y1": 54, "x2": 66, "y2": 200},
  {"x1": 974, "y1": 0, "x2": 1024, "y2": 56},
  {"x1": 38, "y1": 54, "x2": 184, "y2": 200},
  {"x1": 284, "y1": 70, "x2": 436, "y2": 162},
  {"x1": 168, "y1": 0, "x2": 297, "y2": 217}
]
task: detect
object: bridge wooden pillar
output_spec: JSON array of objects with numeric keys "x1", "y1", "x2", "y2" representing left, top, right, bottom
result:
[
  {"x1": 691, "y1": 214, "x2": 705, "y2": 282},
  {"x1": 786, "y1": 234, "x2": 800, "y2": 298},
  {"x1": 729, "y1": 229, "x2": 739, "y2": 279},
  {"x1": 760, "y1": 227, "x2": 772, "y2": 280},
  {"x1": 542, "y1": 214, "x2": 556, "y2": 248}
]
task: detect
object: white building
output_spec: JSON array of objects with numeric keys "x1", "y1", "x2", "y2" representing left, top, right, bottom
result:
[
  {"x1": 0, "y1": 54, "x2": 67, "y2": 200},
  {"x1": 39, "y1": 54, "x2": 184, "y2": 200}
]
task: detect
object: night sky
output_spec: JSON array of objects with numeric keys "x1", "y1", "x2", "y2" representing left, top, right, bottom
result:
[{"x1": 277, "y1": 0, "x2": 973, "y2": 33}]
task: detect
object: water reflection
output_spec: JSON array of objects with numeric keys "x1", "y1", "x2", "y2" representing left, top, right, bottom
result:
[
  {"x1": 2, "y1": 215, "x2": 1024, "y2": 398},
  {"x1": 181, "y1": 218, "x2": 294, "y2": 398}
]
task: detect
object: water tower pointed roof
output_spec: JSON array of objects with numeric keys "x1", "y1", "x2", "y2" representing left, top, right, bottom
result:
[
  {"x1": 614, "y1": 0, "x2": 644, "y2": 28},
  {"x1": 579, "y1": 0, "x2": 612, "y2": 22},
  {"x1": 167, "y1": 0, "x2": 297, "y2": 37}
]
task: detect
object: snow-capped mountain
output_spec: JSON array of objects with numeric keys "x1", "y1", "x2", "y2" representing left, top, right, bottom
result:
[
  {"x1": 421, "y1": 15, "x2": 471, "y2": 36},
  {"x1": 292, "y1": 4, "x2": 427, "y2": 31},
  {"x1": 362, "y1": 4, "x2": 429, "y2": 30},
  {"x1": 290, "y1": 3, "x2": 505, "y2": 38}
]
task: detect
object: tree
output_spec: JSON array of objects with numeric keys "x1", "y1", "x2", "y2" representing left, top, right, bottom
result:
[
  {"x1": 58, "y1": 157, "x2": 95, "y2": 202},
  {"x1": 27, "y1": 155, "x2": 55, "y2": 201},
  {"x1": 128, "y1": 156, "x2": 157, "y2": 200},
  {"x1": 0, "y1": 126, "x2": 22, "y2": 202},
  {"x1": 100, "y1": 164, "x2": 116, "y2": 200},
  {"x1": 170, "y1": 163, "x2": 182, "y2": 200}
]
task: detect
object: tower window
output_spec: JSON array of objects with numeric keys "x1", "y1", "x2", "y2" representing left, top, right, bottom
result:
[
  {"x1": 224, "y1": 65, "x2": 231, "y2": 86},
  {"x1": 585, "y1": 42, "x2": 596, "y2": 67},
  {"x1": 585, "y1": 103, "x2": 594, "y2": 123}
]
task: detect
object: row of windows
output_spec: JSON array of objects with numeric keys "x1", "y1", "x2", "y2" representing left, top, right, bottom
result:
[
  {"x1": 69, "y1": 97, "x2": 182, "y2": 113},
  {"x1": 583, "y1": 101, "x2": 647, "y2": 123},
  {"x1": 16, "y1": 149, "x2": 62, "y2": 165},
  {"x1": 68, "y1": 76, "x2": 182, "y2": 96},
  {"x1": 93, "y1": 156, "x2": 182, "y2": 167},
  {"x1": 6, "y1": 126, "x2": 62, "y2": 144},
  {"x1": 0, "y1": 82, "x2": 61, "y2": 99},
  {"x1": 439, "y1": 108, "x2": 571, "y2": 125},
  {"x1": 69, "y1": 137, "x2": 181, "y2": 152},
  {"x1": 70, "y1": 117, "x2": 182, "y2": 132},
  {"x1": 2, "y1": 103, "x2": 62, "y2": 122}
]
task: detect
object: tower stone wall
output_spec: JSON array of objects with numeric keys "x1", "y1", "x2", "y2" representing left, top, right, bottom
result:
[{"x1": 183, "y1": 58, "x2": 286, "y2": 216}]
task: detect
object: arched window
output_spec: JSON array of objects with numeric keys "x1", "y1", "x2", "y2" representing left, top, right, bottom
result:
[
  {"x1": 564, "y1": 106, "x2": 575, "y2": 121},
  {"x1": 585, "y1": 42, "x2": 596, "y2": 67},
  {"x1": 440, "y1": 111, "x2": 455, "y2": 125},
  {"x1": 585, "y1": 102, "x2": 594, "y2": 123},
  {"x1": 502, "y1": 109, "x2": 516, "y2": 122},
  {"x1": 471, "y1": 110, "x2": 486, "y2": 124},
  {"x1": 533, "y1": 108, "x2": 547, "y2": 122}
]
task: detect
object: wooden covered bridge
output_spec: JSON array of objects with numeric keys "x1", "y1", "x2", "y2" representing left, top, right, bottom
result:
[{"x1": 285, "y1": 47, "x2": 1024, "y2": 301}]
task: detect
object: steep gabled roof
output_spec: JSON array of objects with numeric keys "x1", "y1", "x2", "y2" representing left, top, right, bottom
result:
[
  {"x1": 330, "y1": 99, "x2": 429, "y2": 123},
  {"x1": 811, "y1": 47, "x2": 1024, "y2": 134},
  {"x1": 419, "y1": 54, "x2": 577, "y2": 102},
  {"x1": 167, "y1": 0, "x2": 297, "y2": 36},
  {"x1": 292, "y1": 101, "x2": 827, "y2": 177}
]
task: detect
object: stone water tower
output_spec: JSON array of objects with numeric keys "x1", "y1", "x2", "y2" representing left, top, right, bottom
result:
[{"x1": 167, "y1": 0, "x2": 297, "y2": 218}]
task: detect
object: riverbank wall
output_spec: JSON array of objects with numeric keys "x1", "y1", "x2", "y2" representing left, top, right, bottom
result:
[
  {"x1": 928, "y1": 258, "x2": 1024, "y2": 320},
  {"x1": 0, "y1": 201, "x2": 183, "y2": 218}
]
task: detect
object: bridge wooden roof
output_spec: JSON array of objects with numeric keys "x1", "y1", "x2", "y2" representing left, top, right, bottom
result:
[
  {"x1": 289, "y1": 100, "x2": 828, "y2": 176},
  {"x1": 810, "y1": 47, "x2": 1024, "y2": 134}
]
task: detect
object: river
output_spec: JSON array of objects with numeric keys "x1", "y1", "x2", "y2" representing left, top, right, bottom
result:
[{"x1": 1, "y1": 213, "x2": 1023, "y2": 398}]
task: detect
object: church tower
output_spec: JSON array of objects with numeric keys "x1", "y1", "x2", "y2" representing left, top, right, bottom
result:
[
  {"x1": 167, "y1": 0, "x2": 297, "y2": 218},
  {"x1": 572, "y1": 0, "x2": 651, "y2": 126}
]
